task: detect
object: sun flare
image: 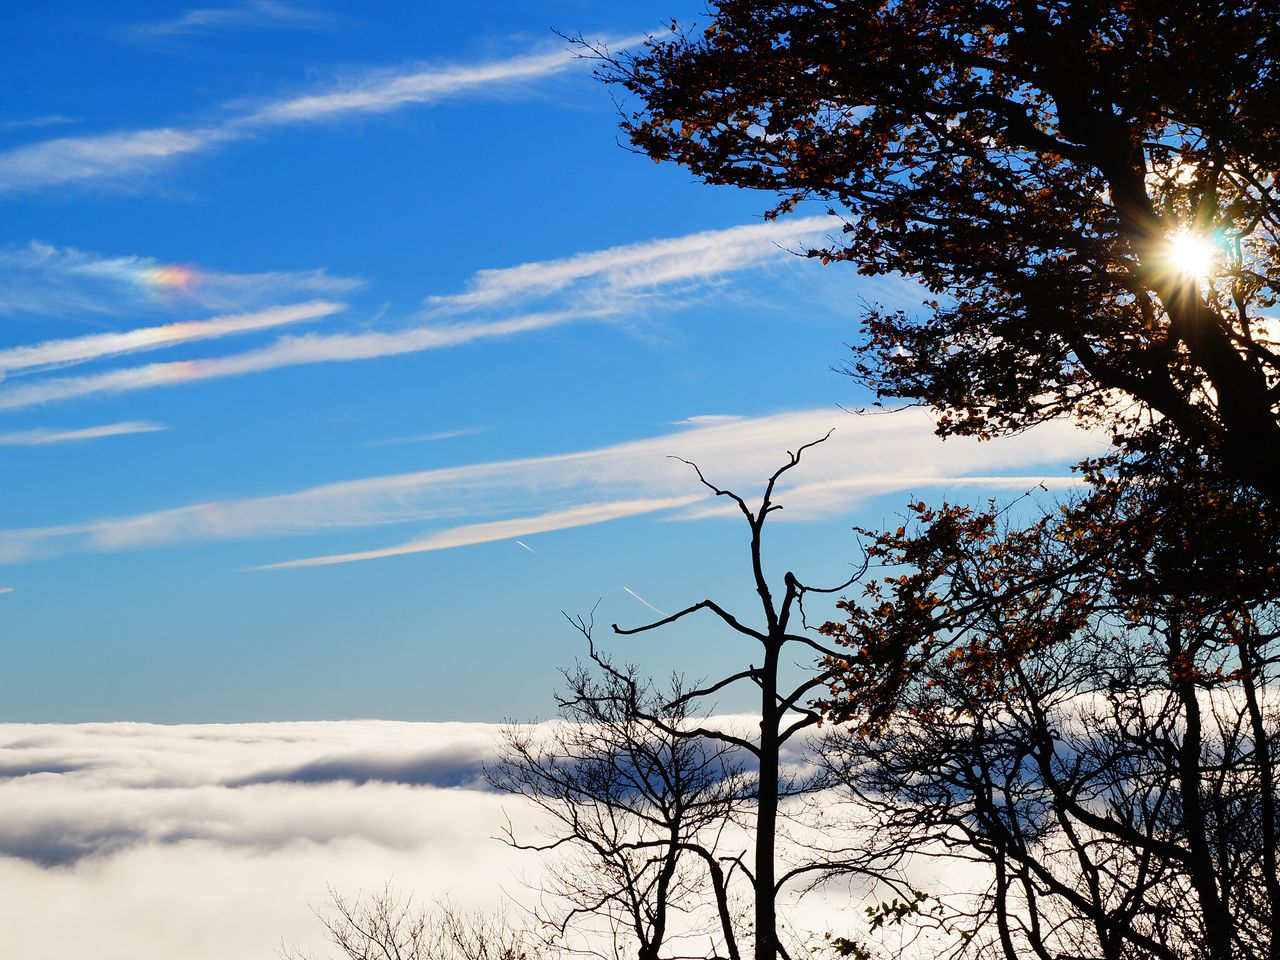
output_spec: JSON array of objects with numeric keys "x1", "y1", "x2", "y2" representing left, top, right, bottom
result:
[{"x1": 1165, "y1": 230, "x2": 1217, "y2": 280}]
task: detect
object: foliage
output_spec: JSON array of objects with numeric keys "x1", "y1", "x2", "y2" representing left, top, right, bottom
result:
[
  {"x1": 816, "y1": 464, "x2": 1280, "y2": 959},
  {"x1": 601, "y1": 1, "x2": 1280, "y2": 501}
]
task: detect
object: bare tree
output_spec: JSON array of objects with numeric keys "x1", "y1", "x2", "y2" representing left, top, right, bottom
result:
[
  {"x1": 602, "y1": 435, "x2": 869, "y2": 960},
  {"x1": 280, "y1": 887, "x2": 540, "y2": 960},
  {"x1": 489, "y1": 635, "x2": 751, "y2": 960}
]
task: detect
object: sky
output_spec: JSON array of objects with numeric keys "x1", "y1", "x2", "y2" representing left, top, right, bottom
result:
[{"x1": 0, "y1": 1, "x2": 1106, "y2": 723}]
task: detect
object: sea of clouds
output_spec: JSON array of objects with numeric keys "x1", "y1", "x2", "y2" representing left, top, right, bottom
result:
[
  {"x1": 0, "y1": 719, "x2": 852, "y2": 960},
  {"x1": 0, "y1": 721, "x2": 559, "y2": 959}
]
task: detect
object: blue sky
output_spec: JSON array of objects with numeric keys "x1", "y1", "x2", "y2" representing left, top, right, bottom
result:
[{"x1": 0, "y1": 2, "x2": 1102, "y2": 722}]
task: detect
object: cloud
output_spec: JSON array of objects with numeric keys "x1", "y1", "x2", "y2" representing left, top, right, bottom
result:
[
  {"x1": 236, "y1": 45, "x2": 603, "y2": 127},
  {"x1": 0, "y1": 421, "x2": 166, "y2": 446},
  {"x1": 252, "y1": 497, "x2": 702, "y2": 569},
  {"x1": 0, "y1": 38, "x2": 636, "y2": 195},
  {"x1": 0, "y1": 301, "x2": 345, "y2": 377},
  {"x1": 0, "y1": 115, "x2": 76, "y2": 135},
  {"x1": 0, "y1": 241, "x2": 362, "y2": 318},
  {"x1": 0, "y1": 126, "x2": 225, "y2": 196},
  {"x1": 0, "y1": 719, "x2": 813, "y2": 864},
  {"x1": 0, "y1": 309, "x2": 580, "y2": 411},
  {"x1": 0, "y1": 587, "x2": 11, "y2": 595},
  {"x1": 121, "y1": 1, "x2": 339, "y2": 41},
  {"x1": 0, "y1": 720, "x2": 841, "y2": 960},
  {"x1": 0, "y1": 721, "x2": 553, "y2": 959},
  {"x1": 0, "y1": 407, "x2": 1105, "y2": 565},
  {"x1": 0, "y1": 721, "x2": 530, "y2": 867},
  {"x1": 428, "y1": 216, "x2": 835, "y2": 313},
  {"x1": 0, "y1": 218, "x2": 834, "y2": 411},
  {"x1": 363, "y1": 426, "x2": 486, "y2": 447}
]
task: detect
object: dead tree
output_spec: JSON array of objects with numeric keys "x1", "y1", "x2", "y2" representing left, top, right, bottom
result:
[{"x1": 607, "y1": 434, "x2": 867, "y2": 960}]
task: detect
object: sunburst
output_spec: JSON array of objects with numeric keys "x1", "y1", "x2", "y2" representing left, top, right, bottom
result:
[{"x1": 1163, "y1": 230, "x2": 1217, "y2": 281}]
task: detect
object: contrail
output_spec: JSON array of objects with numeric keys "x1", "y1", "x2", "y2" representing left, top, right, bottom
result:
[
  {"x1": 623, "y1": 586, "x2": 665, "y2": 617},
  {"x1": 514, "y1": 539, "x2": 538, "y2": 555}
]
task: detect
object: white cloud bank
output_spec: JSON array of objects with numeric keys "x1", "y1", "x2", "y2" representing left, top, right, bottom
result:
[
  {"x1": 0, "y1": 36, "x2": 638, "y2": 195},
  {"x1": 0, "y1": 407, "x2": 1103, "y2": 566},
  {"x1": 0, "y1": 721, "x2": 546, "y2": 960},
  {"x1": 0, "y1": 720, "x2": 839, "y2": 960}
]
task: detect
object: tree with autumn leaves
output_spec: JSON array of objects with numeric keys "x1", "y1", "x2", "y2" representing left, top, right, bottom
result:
[
  {"x1": 603, "y1": 0, "x2": 1280, "y2": 501},
  {"x1": 817, "y1": 462, "x2": 1280, "y2": 959}
]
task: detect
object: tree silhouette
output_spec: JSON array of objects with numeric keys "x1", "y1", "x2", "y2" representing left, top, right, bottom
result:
[
  {"x1": 599, "y1": 1, "x2": 1280, "y2": 502},
  {"x1": 604, "y1": 436, "x2": 869, "y2": 960},
  {"x1": 817, "y1": 463, "x2": 1280, "y2": 959},
  {"x1": 490, "y1": 647, "x2": 750, "y2": 960}
]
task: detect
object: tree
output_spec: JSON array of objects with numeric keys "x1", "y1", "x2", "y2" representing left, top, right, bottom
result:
[
  {"x1": 489, "y1": 638, "x2": 751, "y2": 960},
  {"x1": 599, "y1": 1, "x2": 1280, "y2": 503},
  {"x1": 280, "y1": 887, "x2": 540, "y2": 960},
  {"x1": 815, "y1": 463, "x2": 1280, "y2": 960},
  {"x1": 600, "y1": 438, "x2": 871, "y2": 960}
]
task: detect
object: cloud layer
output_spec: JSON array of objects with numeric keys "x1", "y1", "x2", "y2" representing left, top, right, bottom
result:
[
  {"x1": 0, "y1": 720, "x2": 835, "y2": 960},
  {"x1": 0, "y1": 721, "x2": 547, "y2": 960}
]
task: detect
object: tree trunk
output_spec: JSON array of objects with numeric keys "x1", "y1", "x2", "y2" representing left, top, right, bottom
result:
[{"x1": 755, "y1": 641, "x2": 781, "y2": 960}]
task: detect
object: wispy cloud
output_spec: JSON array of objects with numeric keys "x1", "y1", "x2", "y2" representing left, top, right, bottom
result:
[
  {"x1": 363, "y1": 426, "x2": 486, "y2": 447},
  {"x1": 0, "y1": 309, "x2": 578, "y2": 411},
  {"x1": 0, "y1": 586, "x2": 11, "y2": 595},
  {"x1": 0, "y1": 218, "x2": 833, "y2": 411},
  {"x1": 122, "y1": 1, "x2": 339, "y2": 41},
  {"x1": 0, "y1": 241, "x2": 363, "y2": 317},
  {"x1": 0, "y1": 421, "x2": 166, "y2": 447},
  {"x1": 429, "y1": 217, "x2": 833, "y2": 314},
  {"x1": 253, "y1": 497, "x2": 700, "y2": 569},
  {"x1": 0, "y1": 115, "x2": 76, "y2": 135},
  {"x1": 0, "y1": 301, "x2": 344, "y2": 378},
  {"x1": 0, "y1": 37, "x2": 637, "y2": 195},
  {"x1": 0, "y1": 408, "x2": 1104, "y2": 566}
]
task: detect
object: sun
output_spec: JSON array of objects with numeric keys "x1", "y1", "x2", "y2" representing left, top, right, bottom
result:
[{"x1": 1164, "y1": 230, "x2": 1217, "y2": 281}]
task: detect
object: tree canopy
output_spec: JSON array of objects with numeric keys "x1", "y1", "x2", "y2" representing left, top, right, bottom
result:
[{"x1": 604, "y1": 1, "x2": 1280, "y2": 501}]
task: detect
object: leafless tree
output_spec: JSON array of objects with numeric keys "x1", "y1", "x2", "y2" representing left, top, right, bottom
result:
[
  {"x1": 280, "y1": 886, "x2": 540, "y2": 960},
  {"x1": 601, "y1": 435, "x2": 871, "y2": 960},
  {"x1": 489, "y1": 638, "x2": 752, "y2": 960}
]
